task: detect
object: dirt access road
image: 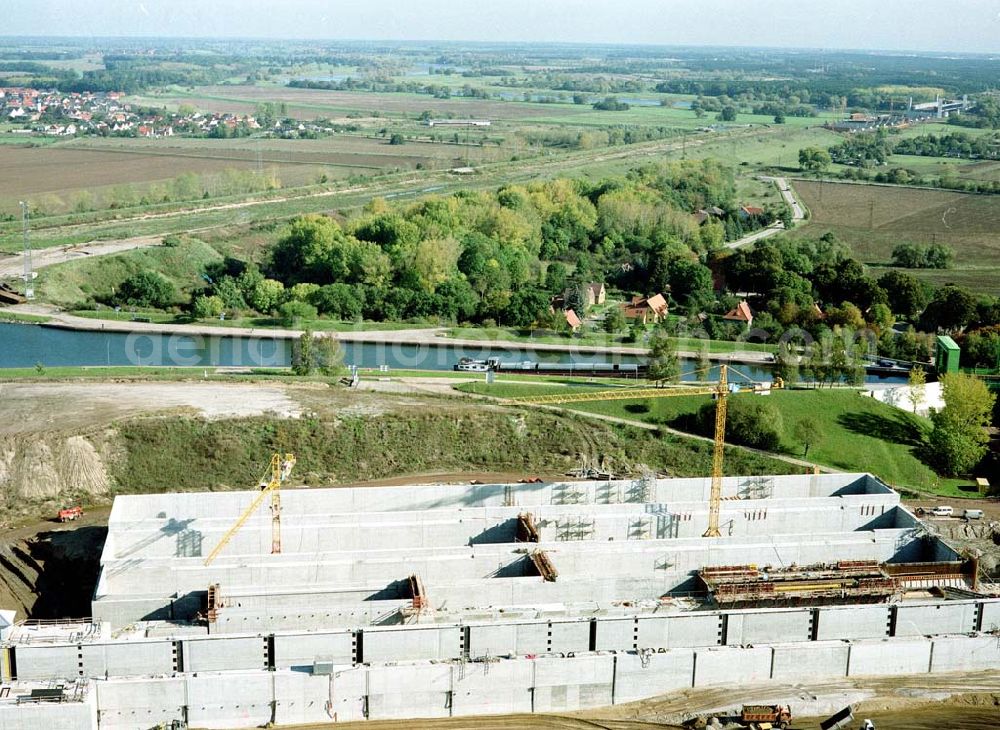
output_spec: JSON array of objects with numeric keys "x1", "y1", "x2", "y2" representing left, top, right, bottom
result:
[{"x1": 0, "y1": 237, "x2": 163, "y2": 280}]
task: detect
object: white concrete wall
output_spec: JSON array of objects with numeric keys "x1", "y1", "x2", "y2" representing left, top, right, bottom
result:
[
  {"x1": 366, "y1": 663, "x2": 451, "y2": 720},
  {"x1": 816, "y1": 605, "x2": 889, "y2": 640},
  {"x1": 865, "y1": 381, "x2": 943, "y2": 417},
  {"x1": 895, "y1": 603, "x2": 978, "y2": 637},
  {"x1": 771, "y1": 641, "x2": 850, "y2": 681},
  {"x1": 183, "y1": 636, "x2": 265, "y2": 672},
  {"x1": 0, "y1": 699, "x2": 95, "y2": 730},
  {"x1": 930, "y1": 635, "x2": 1000, "y2": 672},
  {"x1": 95, "y1": 678, "x2": 184, "y2": 730},
  {"x1": 54, "y1": 633, "x2": 1000, "y2": 728},
  {"x1": 185, "y1": 672, "x2": 272, "y2": 729},
  {"x1": 613, "y1": 650, "x2": 695, "y2": 703},
  {"x1": 81, "y1": 641, "x2": 174, "y2": 677},
  {"x1": 452, "y1": 659, "x2": 533, "y2": 716},
  {"x1": 363, "y1": 626, "x2": 461, "y2": 663},
  {"x1": 272, "y1": 631, "x2": 353, "y2": 668},
  {"x1": 725, "y1": 609, "x2": 812, "y2": 645},
  {"x1": 693, "y1": 646, "x2": 772, "y2": 686},
  {"x1": 13, "y1": 646, "x2": 80, "y2": 681},
  {"x1": 847, "y1": 638, "x2": 932, "y2": 676},
  {"x1": 532, "y1": 654, "x2": 613, "y2": 712}
]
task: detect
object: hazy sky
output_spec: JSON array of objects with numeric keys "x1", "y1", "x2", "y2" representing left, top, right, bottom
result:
[{"x1": 6, "y1": 0, "x2": 999, "y2": 53}]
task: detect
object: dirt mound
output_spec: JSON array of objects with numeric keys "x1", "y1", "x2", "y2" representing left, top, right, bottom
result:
[{"x1": 0, "y1": 432, "x2": 113, "y2": 505}]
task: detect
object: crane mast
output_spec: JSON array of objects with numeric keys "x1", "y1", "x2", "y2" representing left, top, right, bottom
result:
[
  {"x1": 508, "y1": 363, "x2": 745, "y2": 539},
  {"x1": 703, "y1": 365, "x2": 728, "y2": 537},
  {"x1": 203, "y1": 452, "x2": 295, "y2": 567}
]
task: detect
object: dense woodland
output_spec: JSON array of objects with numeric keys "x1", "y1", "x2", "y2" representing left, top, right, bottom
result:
[{"x1": 119, "y1": 159, "x2": 1000, "y2": 371}]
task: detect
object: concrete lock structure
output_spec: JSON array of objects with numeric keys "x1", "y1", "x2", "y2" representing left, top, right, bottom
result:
[{"x1": 2, "y1": 473, "x2": 999, "y2": 729}]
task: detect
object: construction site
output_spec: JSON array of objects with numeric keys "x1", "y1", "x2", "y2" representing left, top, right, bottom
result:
[{"x1": 0, "y1": 465, "x2": 998, "y2": 729}]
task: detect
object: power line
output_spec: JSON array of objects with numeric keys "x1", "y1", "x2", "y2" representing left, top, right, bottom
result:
[{"x1": 19, "y1": 201, "x2": 33, "y2": 300}]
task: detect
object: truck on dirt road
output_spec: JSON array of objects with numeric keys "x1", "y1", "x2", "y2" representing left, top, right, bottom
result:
[
  {"x1": 740, "y1": 704, "x2": 792, "y2": 729},
  {"x1": 57, "y1": 506, "x2": 83, "y2": 522}
]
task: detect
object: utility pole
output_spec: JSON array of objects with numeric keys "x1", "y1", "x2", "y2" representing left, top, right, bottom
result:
[
  {"x1": 19, "y1": 201, "x2": 33, "y2": 300},
  {"x1": 869, "y1": 198, "x2": 875, "y2": 230}
]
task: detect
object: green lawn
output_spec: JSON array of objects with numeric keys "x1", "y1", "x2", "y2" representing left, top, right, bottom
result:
[
  {"x1": 0, "y1": 312, "x2": 51, "y2": 324},
  {"x1": 460, "y1": 383, "x2": 973, "y2": 496}
]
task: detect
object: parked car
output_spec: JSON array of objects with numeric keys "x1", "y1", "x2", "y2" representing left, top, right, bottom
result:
[
  {"x1": 931, "y1": 505, "x2": 953, "y2": 517},
  {"x1": 963, "y1": 508, "x2": 984, "y2": 520}
]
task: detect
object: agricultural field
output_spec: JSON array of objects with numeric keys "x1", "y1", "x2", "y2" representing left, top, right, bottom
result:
[
  {"x1": 792, "y1": 180, "x2": 1000, "y2": 295},
  {"x1": 0, "y1": 132, "x2": 504, "y2": 216},
  {"x1": 139, "y1": 85, "x2": 570, "y2": 121}
]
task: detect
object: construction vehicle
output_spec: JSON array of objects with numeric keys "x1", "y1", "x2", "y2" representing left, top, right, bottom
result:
[
  {"x1": 57, "y1": 506, "x2": 83, "y2": 522},
  {"x1": 820, "y1": 706, "x2": 854, "y2": 730},
  {"x1": 506, "y1": 364, "x2": 779, "y2": 538},
  {"x1": 740, "y1": 704, "x2": 792, "y2": 729},
  {"x1": 203, "y1": 452, "x2": 296, "y2": 567}
]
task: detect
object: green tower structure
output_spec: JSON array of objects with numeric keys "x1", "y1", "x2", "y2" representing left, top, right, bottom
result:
[{"x1": 935, "y1": 335, "x2": 960, "y2": 374}]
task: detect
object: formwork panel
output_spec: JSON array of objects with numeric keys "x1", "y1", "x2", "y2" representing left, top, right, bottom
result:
[
  {"x1": 614, "y1": 650, "x2": 695, "y2": 703},
  {"x1": 273, "y1": 632, "x2": 354, "y2": 668},
  {"x1": 12, "y1": 645, "x2": 80, "y2": 681},
  {"x1": 693, "y1": 646, "x2": 772, "y2": 687},
  {"x1": 726, "y1": 610, "x2": 812, "y2": 645},
  {"x1": 847, "y1": 638, "x2": 932, "y2": 677},
  {"x1": 894, "y1": 603, "x2": 978, "y2": 637},
  {"x1": 532, "y1": 655, "x2": 614, "y2": 711},
  {"x1": 815, "y1": 605, "x2": 890, "y2": 640},
  {"x1": 82, "y1": 641, "x2": 174, "y2": 677},
  {"x1": 771, "y1": 641, "x2": 849, "y2": 681},
  {"x1": 452, "y1": 659, "x2": 533, "y2": 716},
  {"x1": 363, "y1": 626, "x2": 461, "y2": 663},
  {"x1": 183, "y1": 636, "x2": 266, "y2": 672},
  {"x1": 930, "y1": 635, "x2": 1000, "y2": 672},
  {"x1": 367, "y1": 663, "x2": 452, "y2": 720},
  {"x1": 186, "y1": 672, "x2": 272, "y2": 729}
]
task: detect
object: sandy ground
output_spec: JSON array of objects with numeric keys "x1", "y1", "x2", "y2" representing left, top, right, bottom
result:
[
  {"x1": 0, "y1": 237, "x2": 163, "y2": 279},
  {"x1": 265, "y1": 675, "x2": 1000, "y2": 730},
  {"x1": 0, "y1": 381, "x2": 304, "y2": 434}
]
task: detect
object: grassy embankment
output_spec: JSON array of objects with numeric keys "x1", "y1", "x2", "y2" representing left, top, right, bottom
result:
[
  {"x1": 458, "y1": 382, "x2": 975, "y2": 497},
  {"x1": 109, "y1": 405, "x2": 795, "y2": 496}
]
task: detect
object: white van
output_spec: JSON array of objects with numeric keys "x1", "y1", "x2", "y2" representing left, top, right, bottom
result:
[
  {"x1": 930, "y1": 505, "x2": 953, "y2": 517},
  {"x1": 963, "y1": 509, "x2": 984, "y2": 520}
]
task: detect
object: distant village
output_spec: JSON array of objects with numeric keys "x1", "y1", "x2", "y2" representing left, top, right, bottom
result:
[{"x1": 0, "y1": 87, "x2": 340, "y2": 139}]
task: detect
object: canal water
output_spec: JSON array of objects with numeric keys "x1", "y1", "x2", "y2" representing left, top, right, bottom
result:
[{"x1": 0, "y1": 322, "x2": 908, "y2": 384}]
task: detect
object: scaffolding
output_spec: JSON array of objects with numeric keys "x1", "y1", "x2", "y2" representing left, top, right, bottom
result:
[
  {"x1": 555, "y1": 517, "x2": 595, "y2": 541},
  {"x1": 699, "y1": 561, "x2": 901, "y2": 607}
]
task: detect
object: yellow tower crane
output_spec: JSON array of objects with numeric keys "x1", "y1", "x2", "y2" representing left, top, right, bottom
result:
[
  {"x1": 506, "y1": 364, "x2": 767, "y2": 538},
  {"x1": 203, "y1": 452, "x2": 296, "y2": 567}
]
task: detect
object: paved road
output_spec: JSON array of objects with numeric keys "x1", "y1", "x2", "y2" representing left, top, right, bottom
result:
[
  {"x1": 765, "y1": 175, "x2": 807, "y2": 221},
  {"x1": 723, "y1": 177, "x2": 806, "y2": 250}
]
